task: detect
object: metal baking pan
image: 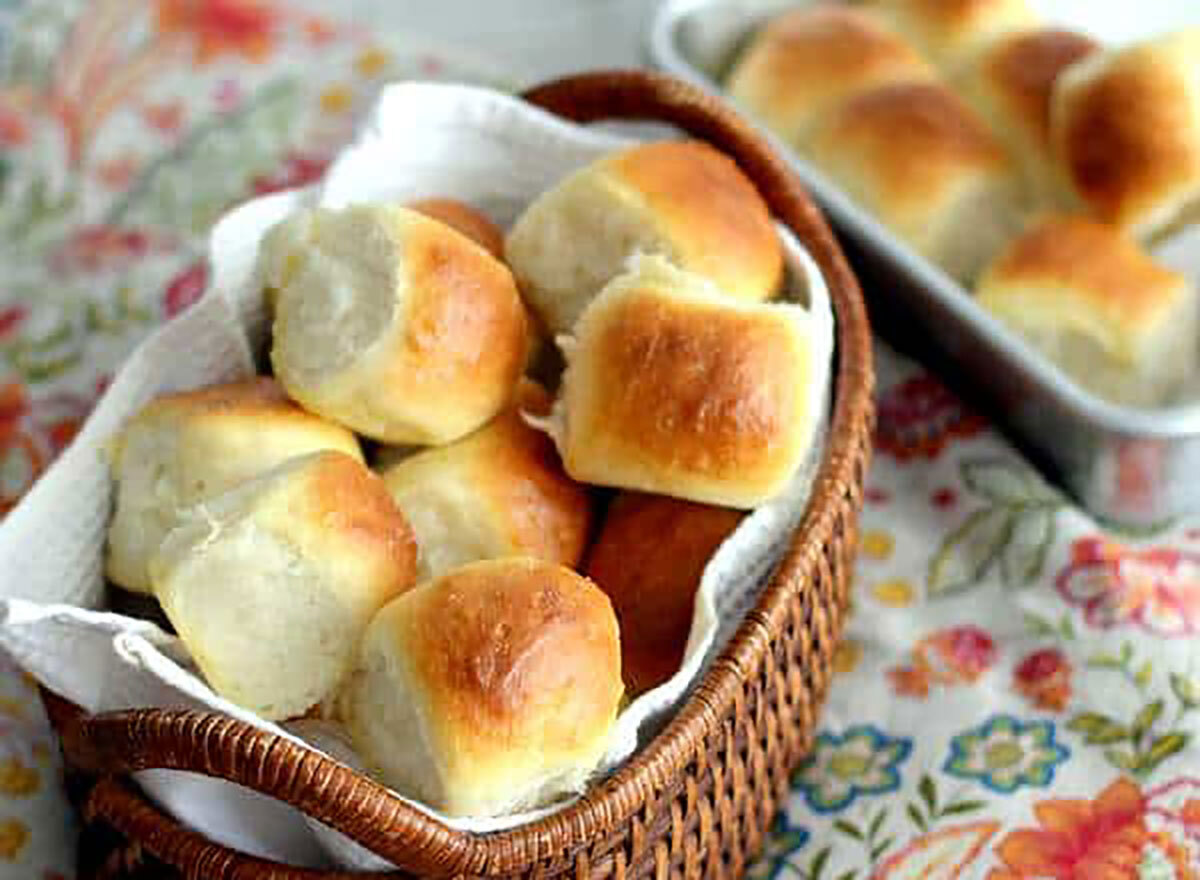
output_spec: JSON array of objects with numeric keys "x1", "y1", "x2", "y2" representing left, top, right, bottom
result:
[{"x1": 650, "y1": 0, "x2": 1200, "y2": 528}]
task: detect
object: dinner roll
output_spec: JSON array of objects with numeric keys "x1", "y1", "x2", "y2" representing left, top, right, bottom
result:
[
  {"x1": 977, "y1": 215, "x2": 1197, "y2": 407},
  {"x1": 958, "y1": 27, "x2": 1100, "y2": 197},
  {"x1": 380, "y1": 380, "x2": 592, "y2": 582},
  {"x1": 106, "y1": 378, "x2": 361, "y2": 594},
  {"x1": 1049, "y1": 29, "x2": 1200, "y2": 241},
  {"x1": 269, "y1": 203, "x2": 528, "y2": 444},
  {"x1": 546, "y1": 256, "x2": 816, "y2": 508},
  {"x1": 585, "y1": 493, "x2": 743, "y2": 696},
  {"x1": 505, "y1": 140, "x2": 782, "y2": 336},
  {"x1": 865, "y1": 0, "x2": 1038, "y2": 71},
  {"x1": 727, "y1": 5, "x2": 936, "y2": 146},
  {"x1": 407, "y1": 197, "x2": 504, "y2": 259},
  {"x1": 151, "y1": 451, "x2": 418, "y2": 720},
  {"x1": 809, "y1": 82, "x2": 1025, "y2": 283},
  {"x1": 341, "y1": 558, "x2": 622, "y2": 817}
]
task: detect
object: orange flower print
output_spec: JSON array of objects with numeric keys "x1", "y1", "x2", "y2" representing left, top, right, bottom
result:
[
  {"x1": 142, "y1": 99, "x2": 185, "y2": 134},
  {"x1": 0, "y1": 385, "x2": 92, "y2": 516},
  {"x1": 1057, "y1": 537, "x2": 1200, "y2": 636},
  {"x1": 888, "y1": 625, "x2": 997, "y2": 698},
  {"x1": 989, "y1": 778, "x2": 1196, "y2": 879},
  {"x1": 156, "y1": 0, "x2": 279, "y2": 64}
]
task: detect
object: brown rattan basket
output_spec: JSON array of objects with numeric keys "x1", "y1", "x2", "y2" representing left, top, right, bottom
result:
[{"x1": 41, "y1": 69, "x2": 875, "y2": 880}]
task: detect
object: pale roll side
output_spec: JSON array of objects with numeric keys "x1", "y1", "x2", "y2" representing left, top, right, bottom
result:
[
  {"x1": 270, "y1": 203, "x2": 528, "y2": 445},
  {"x1": 976, "y1": 214, "x2": 1197, "y2": 407},
  {"x1": 106, "y1": 377, "x2": 362, "y2": 595},
  {"x1": 150, "y1": 450, "x2": 418, "y2": 721}
]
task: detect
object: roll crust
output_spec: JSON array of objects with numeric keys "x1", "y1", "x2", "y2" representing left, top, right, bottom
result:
[
  {"x1": 1050, "y1": 30, "x2": 1200, "y2": 240},
  {"x1": 866, "y1": 0, "x2": 1038, "y2": 69},
  {"x1": 552, "y1": 257, "x2": 814, "y2": 508},
  {"x1": 727, "y1": 5, "x2": 936, "y2": 144},
  {"x1": 504, "y1": 140, "x2": 781, "y2": 335},
  {"x1": 959, "y1": 27, "x2": 1099, "y2": 195},
  {"x1": 342, "y1": 558, "x2": 622, "y2": 817},
  {"x1": 407, "y1": 197, "x2": 505, "y2": 259},
  {"x1": 585, "y1": 493, "x2": 743, "y2": 696},
  {"x1": 809, "y1": 82, "x2": 1024, "y2": 282},
  {"x1": 380, "y1": 380, "x2": 592, "y2": 582}
]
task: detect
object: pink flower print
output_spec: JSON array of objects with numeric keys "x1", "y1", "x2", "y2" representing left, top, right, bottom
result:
[
  {"x1": 163, "y1": 261, "x2": 209, "y2": 317},
  {"x1": 48, "y1": 226, "x2": 153, "y2": 276},
  {"x1": 251, "y1": 151, "x2": 329, "y2": 195},
  {"x1": 1056, "y1": 538, "x2": 1200, "y2": 636},
  {"x1": 1013, "y1": 648, "x2": 1072, "y2": 711},
  {"x1": 875, "y1": 374, "x2": 986, "y2": 461},
  {"x1": 0, "y1": 307, "x2": 27, "y2": 341},
  {"x1": 888, "y1": 625, "x2": 997, "y2": 699}
]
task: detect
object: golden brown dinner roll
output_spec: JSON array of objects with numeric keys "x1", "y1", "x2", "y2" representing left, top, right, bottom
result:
[
  {"x1": 726, "y1": 5, "x2": 936, "y2": 145},
  {"x1": 269, "y1": 203, "x2": 528, "y2": 445},
  {"x1": 379, "y1": 379, "x2": 592, "y2": 582},
  {"x1": 106, "y1": 377, "x2": 361, "y2": 595},
  {"x1": 808, "y1": 82, "x2": 1025, "y2": 283},
  {"x1": 977, "y1": 215, "x2": 1197, "y2": 407},
  {"x1": 151, "y1": 451, "x2": 418, "y2": 721},
  {"x1": 958, "y1": 27, "x2": 1100, "y2": 196},
  {"x1": 505, "y1": 140, "x2": 782, "y2": 335},
  {"x1": 546, "y1": 256, "x2": 816, "y2": 508},
  {"x1": 340, "y1": 558, "x2": 622, "y2": 817},
  {"x1": 407, "y1": 197, "x2": 504, "y2": 259},
  {"x1": 585, "y1": 493, "x2": 743, "y2": 696},
  {"x1": 865, "y1": 0, "x2": 1038, "y2": 71},
  {"x1": 1049, "y1": 29, "x2": 1200, "y2": 241}
]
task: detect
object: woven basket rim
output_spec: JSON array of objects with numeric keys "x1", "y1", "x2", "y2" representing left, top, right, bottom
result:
[{"x1": 50, "y1": 69, "x2": 875, "y2": 878}]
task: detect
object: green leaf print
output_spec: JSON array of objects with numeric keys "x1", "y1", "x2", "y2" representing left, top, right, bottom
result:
[
  {"x1": 927, "y1": 458, "x2": 1065, "y2": 597},
  {"x1": 928, "y1": 507, "x2": 1015, "y2": 595},
  {"x1": 999, "y1": 508, "x2": 1056, "y2": 586},
  {"x1": 1069, "y1": 645, "x2": 1196, "y2": 777},
  {"x1": 1067, "y1": 714, "x2": 1130, "y2": 746},
  {"x1": 1170, "y1": 673, "x2": 1200, "y2": 709},
  {"x1": 961, "y1": 459, "x2": 1059, "y2": 506}
]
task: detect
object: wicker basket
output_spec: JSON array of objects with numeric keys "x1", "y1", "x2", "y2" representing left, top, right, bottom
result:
[{"x1": 40, "y1": 69, "x2": 875, "y2": 880}]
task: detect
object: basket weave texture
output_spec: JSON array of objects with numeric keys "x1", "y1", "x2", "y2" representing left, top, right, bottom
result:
[{"x1": 41, "y1": 69, "x2": 876, "y2": 880}]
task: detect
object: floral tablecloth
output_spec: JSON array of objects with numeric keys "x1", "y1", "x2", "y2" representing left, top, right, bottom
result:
[{"x1": 2, "y1": 2, "x2": 1199, "y2": 878}]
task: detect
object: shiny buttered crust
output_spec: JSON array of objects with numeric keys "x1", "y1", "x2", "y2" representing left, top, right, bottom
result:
[
  {"x1": 958, "y1": 27, "x2": 1099, "y2": 196},
  {"x1": 549, "y1": 257, "x2": 815, "y2": 508},
  {"x1": 150, "y1": 451, "x2": 418, "y2": 721},
  {"x1": 341, "y1": 558, "x2": 622, "y2": 817},
  {"x1": 977, "y1": 215, "x2": 1196, "y2": 406},
  {"x1": 106, "y1": 378, "x2": 362, "y2": 594},
  {"x1": 809, "y1": 82, "x2": 1024, "y2": 283},
  {"x1": 865, "y1": 0, "x2": 1039, "y2": 70},
  {"x1": 726, "y1": 5, "x2": 936, "y2": 145},
  {"x1": 1049, "y1": 29, "x2": 1200, "y2": 241},
  {"x1": 269, "y1": 203, "x2": 528, "y2": 445},
  {"x1": 504, "y1": 140, "x2": 782, "y2": 336},
  {"x1": 380, "y1": 380, "x2": 593, "y2": 582},
  {"x1": 585, "y1": 493, "x2": 743, "y2": 696}
]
